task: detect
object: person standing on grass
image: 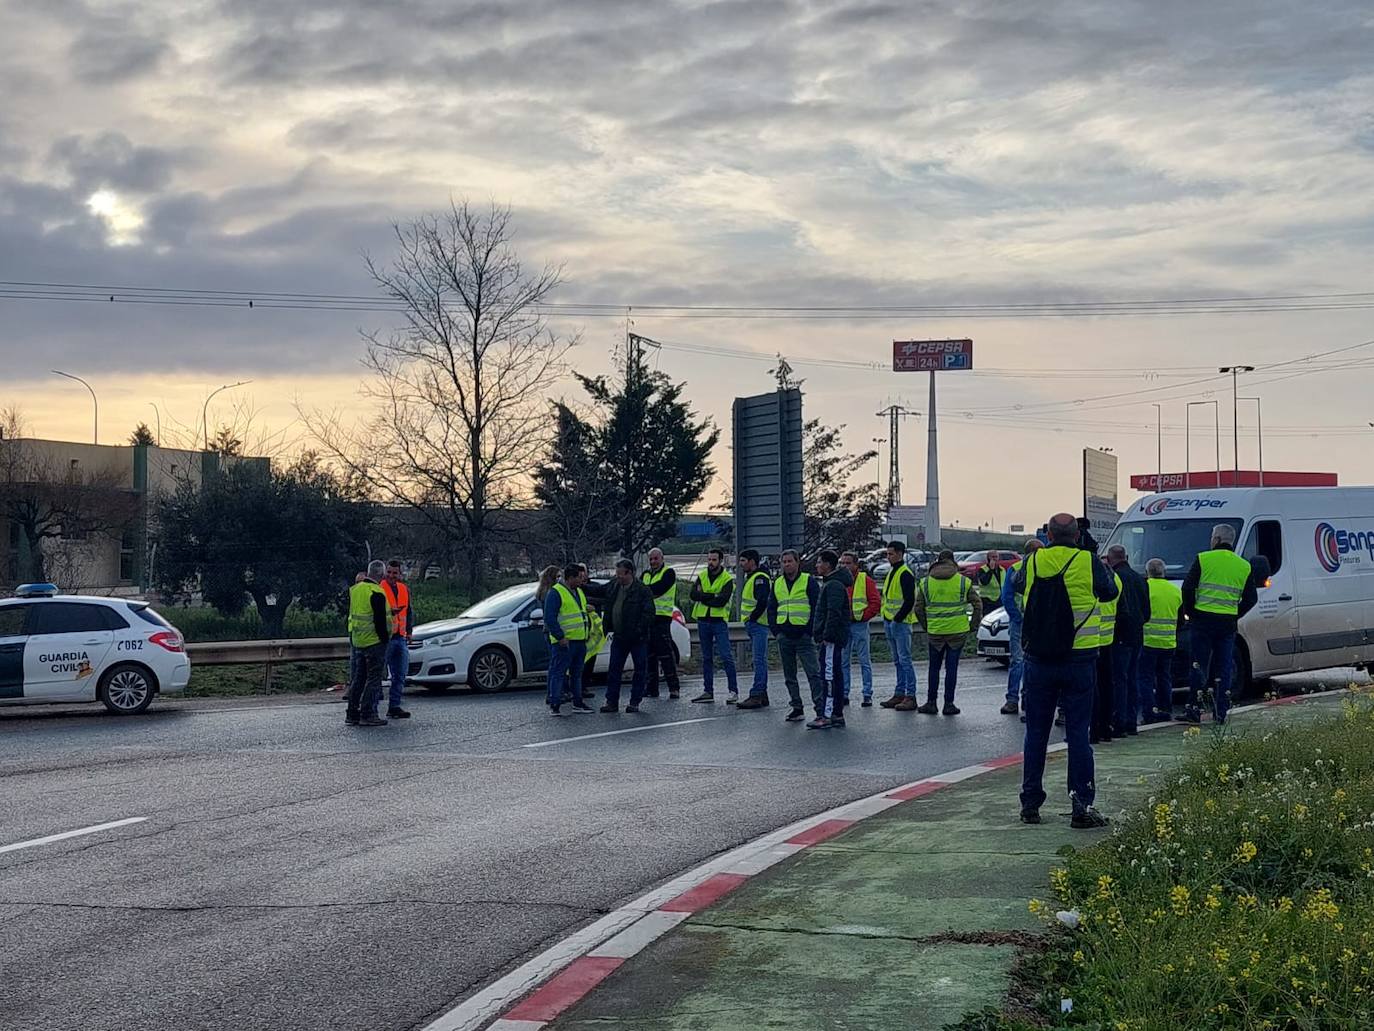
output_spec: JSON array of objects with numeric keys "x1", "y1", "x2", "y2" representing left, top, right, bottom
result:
[
  {"x1": 544, "y1": 563, "x2": 595, "y2": 716},
  {"x1": 689, "y1": 548, "x2": 738, "y2": 704},
  {"x1": 345, "y1": 560, "x2": 391, "y2": 728},
  {"x1": 1180, "y1": 524, "x2": 1256, "y2": 725},
  {"x1": 736, "y1": 549, "x2": 773, "y2": 710},
  {"x1": 1139, "y1": 558, "x2": 1183, "y2": 723},
  {"x1": 1001, "y1": 540, "x2": 1042, "y2": 716},
  {"x1": 641, "y1": 548, "x2": 682, "y2": 700},
  {"x1": 768, "y1": 548, "x2": 823, "y2": 722},
  {"x1": 840, "y1": 550, "x2": 881, "y2": 707},
  {"x1": 809, "y1": 550, "x2": 853, "y2": 729},
  {"x1": 913, "y1": 549, "x2": 982, "y2": 716},
  {"x1": 1105, "y1": 544, "x2": 1149, "y2": 737},
  {"x1": 379, "y1": 559, "x2": 415, "y2": 721},
  {"x1": 1015, "y1": 512, "x2": 1118, "y2": 830},
  {"x1": 879, "y1": 541, "x2": 919, "y2": 709},
  {"x1": 599, "y1": 559, "x2": 655, "y2": 714}
]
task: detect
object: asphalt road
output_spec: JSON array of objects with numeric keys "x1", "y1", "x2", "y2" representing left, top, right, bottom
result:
[{"x1": 0, "y1": 658, "x2": 1356, "y2": 1031}]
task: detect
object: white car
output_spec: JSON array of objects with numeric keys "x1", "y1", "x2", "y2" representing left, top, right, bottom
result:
[
  {"x1": 0, "y1": 584, "x2": 191, "y2": 714},
  {"x1": 407, "y1": 581, "x2": 692, "y2": 692},
  {"x1": 976, "y1": 606, "x2": 1012, "y2": 666}
]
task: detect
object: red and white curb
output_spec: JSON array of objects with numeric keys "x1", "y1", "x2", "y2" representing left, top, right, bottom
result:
[{"x1": 422, "y1": 689, "x2": 1343, "y2": 1031}]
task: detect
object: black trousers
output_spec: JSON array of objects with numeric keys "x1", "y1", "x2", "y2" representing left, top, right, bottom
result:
[
  {"x1": 1091, "y1": 647, "x2": 1113, "y2": 741},
  {"x1": 645, "y1": 616, "x2": 680, "y2": 694}
]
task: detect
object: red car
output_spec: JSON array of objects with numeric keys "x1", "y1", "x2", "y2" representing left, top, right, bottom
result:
[{"x1": 956, "y1": 550, "x2": 1021, "y2": 578}]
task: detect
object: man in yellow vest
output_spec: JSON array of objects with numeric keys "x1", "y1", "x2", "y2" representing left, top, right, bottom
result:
[
  {"x1": 380, "y1": 559, "x2": 415, "y2": 721},
  {"x1": 913, "y1": 550, "x2": 983, "y2": 715},
  {"x1": 641, "y1": 548, "x2": 682, "y2": 700},
  {"x1": 736, "y1": 549, "x2": 773, "y2": 709},
  {"x1": 1180, "y1": 524, "x2": 1257, "y2": 725},
  {"x1": 974, "y1": 552, "x2": 1005, "y2": 608},
  {"x1": 346, "y1": 560, "x2": 392, "y2": 727},
  {"x1": 840, "y1": 551, "x2": 881, "y2": 707},
  {"x1": 768, "y1": 548, "x2": 822, "y2": 722},
  {"x1": 1013, "y1": 513, "x2": 1119, "y2": 829},
  {"x1": 1139, "y1": 558, "x2": 1183, "y2": 723},
  {"x1": 689, "y1": 548, "x2": 738, "y2": 703},
  {"x1": 544, "y1": 563, "x2": 596, "y2": 716},
  {"x1": 879, "y1": 540, "x2": 919, "y2": 709}
]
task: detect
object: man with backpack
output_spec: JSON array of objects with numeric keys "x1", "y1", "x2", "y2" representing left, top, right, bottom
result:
[{"x1": 1014, "y1": 512, "x2": 1119, "y2": 829}]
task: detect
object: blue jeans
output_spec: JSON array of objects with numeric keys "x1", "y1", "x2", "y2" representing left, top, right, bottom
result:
[
  {"x1": 1111, "y1": 642, "x2": 1141, "y2": 733},
  {"x1": 384, "y1": 636, "x2": 409, "y2": 711},
  {"x1": 927, "y1": 641, "x2": 962, "y2": 706},
  {"x1": 844, "y1": 623, "x2": 873, "y2": 700},
  {"x1": 546, "y1": 639, "x2": 587, "y2": 707},
  {"x1": 884, "y1": 620, "x2": 915, "y2": 696},
  {"x1": 1188, "y1": 622, "x2": 1236, "y2": 722},
  {"x1": 604, "y1": 637, "x2": 649, "y2": 708},
  {"x1": 1139, "y1": 646, "x2": 1175, "y2": 718},
  {"x1": 1021, "y1": 655, "x2": 1097, "y2": 815},
  {"x1": 698, "y1": 619, "x2": 737, "y2": 695},
  {"x1": 745, "y1": 621, "x2": 770, "y2": 698},
  {"x1": 1006, "y1": 617, "x2": 1024, "y2": 704}
]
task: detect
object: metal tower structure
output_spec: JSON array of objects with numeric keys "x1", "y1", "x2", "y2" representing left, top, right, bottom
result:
[{"x1": 875, "y1": 404, "x2": 917, "y2": 509}]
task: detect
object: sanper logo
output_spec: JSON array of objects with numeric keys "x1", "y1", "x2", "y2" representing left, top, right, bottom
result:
[
  {"x1": 1316, "y1": 523, "x2": 1341, "y2": 573},
  {"x1": 1143, "y1": 498, "x2": 1170, "y2": 515},
  {"x1": 1313, "y1": 521, "x2": 1374, "y2": 573},
  {"x1": 1140, "y1": 496, "x2": 1228, "y2": 516}
]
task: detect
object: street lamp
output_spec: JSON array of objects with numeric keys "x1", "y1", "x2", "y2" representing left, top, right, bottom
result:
[
  {"x1": 1186, "y1": 400, "x2": 1220, "y2": 489},
  {"x1": 1219, "y1": 365, "x2": 1255, "y2": 485},
  {"x1": 201, "y1": 380, "x2": 252, "y2": 451},
  {"x1": 147, "y1": 402, "x2": 161, "y2": 445},
  {"x1": 1240, "y1": 397, "x2": 1263, "y2": 486},
  {"x1": 51, "y1": 370, "x2": 97, "y2": 444}
]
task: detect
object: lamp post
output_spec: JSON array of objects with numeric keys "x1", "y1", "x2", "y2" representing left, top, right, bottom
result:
[
  {"x1": 1186, "y1": 400, "x2": 1220, "y2": 489},
  {"x1": 1239, "y1": 397, "x2": 1263, "y2": 486},
  {"x1": 201, "y1": 380, "x2": 251, "y2": 451},
  {"x1": 1219, "y1": 365, "x2": 1255, "y2": 485},
  {"x1": 148, "y1": 402, "x2": 161, "y2": 445},
  {"x1": 51, "y1": 370, "x2": 98, "y2": 444}
]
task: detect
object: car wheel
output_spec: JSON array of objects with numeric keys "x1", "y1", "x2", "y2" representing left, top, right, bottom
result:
[
  {"x1": 468, "y1": 646, "x2": 515, "y2": 693},
  {"x1": 99, "y1": 663, "x2": 156, "y2": 715}
]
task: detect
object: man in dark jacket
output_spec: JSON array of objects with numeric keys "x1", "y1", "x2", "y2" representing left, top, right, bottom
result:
[
  {"x1": 768, "y1": 548, "x2": 823, "y2": 723},
  {"x1": 641, "y1": 548, "x2": 681, "y2": 699},
  {"x1": 1180, "y1": 524, "x2": 1258, "y2": 724},
  {"x1": 1105, "y1": 545, "x2": 1150, "y2": 736},
  {"x1": 809, "y1": 550, "x2": 852, "y2": 729},
  {"x1": 599, "y1": 559, "x2": 656, "y2": 713}
]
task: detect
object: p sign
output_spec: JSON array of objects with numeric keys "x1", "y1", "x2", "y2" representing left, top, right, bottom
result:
[{"x1": 893, "y1": 339, "x2": 974, "y2": 372}]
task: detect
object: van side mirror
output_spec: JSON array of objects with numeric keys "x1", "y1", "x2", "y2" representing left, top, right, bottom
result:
[{"x1": 1249, "y1": 556, "x2": 1272, "y2": 587}]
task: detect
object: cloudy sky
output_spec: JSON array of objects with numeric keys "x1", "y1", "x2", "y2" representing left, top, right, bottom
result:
[{"x1": 3, "y1": 0, "x2": 1373, "y2": 531}]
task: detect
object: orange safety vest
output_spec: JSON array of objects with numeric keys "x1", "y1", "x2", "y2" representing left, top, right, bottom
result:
[{"x1": 380, "y1": 580, "x2": 410, "y2": 638}]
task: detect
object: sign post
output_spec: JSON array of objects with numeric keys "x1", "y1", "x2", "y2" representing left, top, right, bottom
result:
[{"x1": 892, "y1": 339, "x2": 973, "y2": 546}]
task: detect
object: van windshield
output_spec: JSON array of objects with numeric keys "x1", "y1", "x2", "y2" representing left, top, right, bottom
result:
[{"x1": 1105, "y1": 518, "x2": 1244, "y2": 578}]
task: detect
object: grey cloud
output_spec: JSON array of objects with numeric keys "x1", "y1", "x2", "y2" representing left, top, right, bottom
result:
[
  {"x1": 48, "y1": 132, "x2": 188, "y2": 195},
  {"x1": 67, "y1": 26, "x2": 169, "y2": 83}
]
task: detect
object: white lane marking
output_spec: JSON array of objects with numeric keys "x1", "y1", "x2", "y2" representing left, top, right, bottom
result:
[
  {"x1": 521, "y1": 717, "x2": 722, "y2": 749},
  {"x1": 0, "y1": 817, "x2": 148, "y2": 856},
  {"x1": 589, "y1": 910, "x2": 691, "y2": 959}
]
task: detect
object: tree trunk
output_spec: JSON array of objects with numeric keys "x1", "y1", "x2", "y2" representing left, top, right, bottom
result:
[
  {"x1": 23, "y1": 528, "x2": 45, "y2": 583},
  {"x1": 251, "y1": 591, "x2": 289, "y2": 639}
]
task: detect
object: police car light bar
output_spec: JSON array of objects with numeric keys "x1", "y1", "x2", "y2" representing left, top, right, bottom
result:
[{"x1": 14, "y1": 583, "x2": 59, "y2": 598}]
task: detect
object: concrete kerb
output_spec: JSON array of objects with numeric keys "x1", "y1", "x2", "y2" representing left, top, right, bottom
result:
[{"x1": 419, "y1": 689, "x2": 1346, "y2": 1031}]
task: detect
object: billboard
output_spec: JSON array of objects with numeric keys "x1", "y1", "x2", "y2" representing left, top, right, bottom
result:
[
  {"x1": 1130, "y1": 470, "x2": 1338, "y2": 491},
  {"x1": 732, "y1": 389, "x2": 804, "y2": 556},
  {"x1": 892, "y1": 338, "x2": 973, "y2": 372},
  {"x1": 1083, "y1": 448, "x2": 1122, "y2": 537},
  {"x1": 886, "y1": 505, "x2": 928, "y2": 543}
]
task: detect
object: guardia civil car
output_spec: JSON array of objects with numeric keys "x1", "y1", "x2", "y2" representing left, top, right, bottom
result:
[
  {"x1": 0, "y1": 584, "x2": 191, "y2": 714},
  {"x1": 407, "y1": 580, "x2": 691, "y2": 692}
]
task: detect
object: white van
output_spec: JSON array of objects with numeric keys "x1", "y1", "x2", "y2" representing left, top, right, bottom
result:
[{"x1": 1105, "y1": 487, "x2": 1374, "y2": 692}]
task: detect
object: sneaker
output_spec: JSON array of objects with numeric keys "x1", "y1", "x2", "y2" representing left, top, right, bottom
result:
[
  {"x1": 570, "y1": 702, "x2": 594, "y2": 713},
  {"x1": 387, "y1": 708, "x2": 411, "y2": 720},
  {"x1": 1071, "y1": 809, "x2": 1110, "y2": 830},
  {"x1": 360, "y1": 716, "x2": 388, "y2": 727},
  {"x1": 861, "y1": 698, "x2": 873, "y2": 708},
  {"x1": 831, "y1": 716, "x2": 846, "y2": 728},
  {"x1": 599, "y1": 704, "x2": 618, "y2": 714},
  {"x1": 999, "y1": 700, "x2": 1019, "y2": 715},
  {"x1": 736, "y1": 696, "x2": 769, "y2": 710},
  {"x1": 625, "y1": 704, "x2": 641, "y2": 713},
  {"x1": 549, "y1": 705, "x2": 562, "y2": 717},
  {"x1": 1019, "y1": 808, "x2": 1042, "y2": 825},
  {"x1": 894, "y1": 697, "x2": 919, "y2": 712},
  {"x1": 691, "y1": 692, "x2": 714, "y2": 703},
  {"x1": 806, "y1": 716, "x2": 832, "y2": 730},
  {"x1": 668, "y1": 689, "x2": 681, "y2": 699},
  {"x1": 726, "y1": 692, "x2": 739, "y2": 705},
  {"x1": 344, "y1": 714, "x2": 360, "y2": 726},
  {"x1": 916, "y1": 701, "x2": 939, "y2": 715},
  {"x1": 942, "y1": 702, "x2": 961, "y2": 716},
  {"x1": 880, "y1": 695, "x2": 902, "y2": 708},
  {"x1": 785, "y1": 706, "x2": 805, "y2": 722}
]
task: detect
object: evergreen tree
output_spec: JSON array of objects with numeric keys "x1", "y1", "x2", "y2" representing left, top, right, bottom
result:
[
  {"x1": 129, "y1": 423, "x2": 156, "y2": 446},
  {"x1": 800, "y1": 418, "x2": 883, "y2": 556}
]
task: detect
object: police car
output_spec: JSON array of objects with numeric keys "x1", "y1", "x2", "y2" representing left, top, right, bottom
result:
[
  {"x1": 407, "y1": 580, "x2": 691, "y2": 692},
  {"x1": 0, "y1": 584, "x2": 191, "y2": 714}
]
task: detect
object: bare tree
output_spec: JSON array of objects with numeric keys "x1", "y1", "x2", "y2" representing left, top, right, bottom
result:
[{"x1": 305, "y1": 201, "x2": 574, "y2": 594}]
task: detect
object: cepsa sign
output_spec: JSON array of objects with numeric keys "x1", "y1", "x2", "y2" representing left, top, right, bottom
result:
[{"x1": 893, "y1": 338, "x2": 973, "y2": 372}]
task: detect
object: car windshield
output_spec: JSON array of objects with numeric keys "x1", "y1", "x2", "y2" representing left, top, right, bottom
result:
[
  {"x1": 461, "y1": 583, "x2": 535, "y2": 619},
  {"x1": 1105, "y1": 518, "x2": 1244, "y2": 578}
]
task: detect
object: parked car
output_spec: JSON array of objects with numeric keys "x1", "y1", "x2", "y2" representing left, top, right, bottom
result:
[
  {"x1": 866, "y1": 548, "x2": 936, "y2": 584},
  {"x1": 976, "y1": 606, "x2": 1012, "y2": 666},
  {"x1": 958, "y1": 550, "x2": 1021, "y2": 578},
  {"x1": 0, "y1": 584, "x2": 190, "y2": 714},
  {"x1": 406, "y1": 580, "x2": 691, "y2": 692}
]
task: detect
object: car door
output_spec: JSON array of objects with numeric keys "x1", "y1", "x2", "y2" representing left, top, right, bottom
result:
[
  {"x1": 516, "y1": 598, "x2": 551, "y2": 674},
  {"x1": 0, "y1": 603, "x2": 30, "y2": 700},
  {"x1": 24, "y1": 602, "x2": 118, "y2": 701}
]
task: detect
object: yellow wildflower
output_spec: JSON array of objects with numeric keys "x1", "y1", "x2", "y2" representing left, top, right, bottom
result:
[
  {"x1": 1169, "y1": 884, "x2": 1191, "y2": 915},
  {"x1": 1235, "y1": 841, "x2": 1258, "y2": 864},
  {"x1": 1301, "y1": 889, "x2": 1339, "y2": 923}
]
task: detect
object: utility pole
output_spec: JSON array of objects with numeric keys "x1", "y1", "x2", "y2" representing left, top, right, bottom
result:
[
  {"x1": 1151, "y1": 403, "x2": 1162, "y2": 491},
  {"x1": 1219, "y1": 365, "x2": 1254, "y2": 485},
  {"x1": 875, "y1": 404, "x2": 917, "y2": 510},
  {"x1": 926, "y1": 371, "x2": 939, "y2": 546}
]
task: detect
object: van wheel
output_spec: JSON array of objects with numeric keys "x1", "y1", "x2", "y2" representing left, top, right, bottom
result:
[
  {"x1": 99, "y1": 664, "x2": 156, "y2": 715},
  {"x1": 1232, "y1": 639, "x2": 1254, "y2": 699}
]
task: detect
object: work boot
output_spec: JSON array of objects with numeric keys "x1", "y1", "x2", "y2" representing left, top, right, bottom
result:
[
  {"x1": 387, "y1": 707, "x2": 411, "y2": 719},
  {"x1": 344, "y1": 714, "x2": 360, "y2": 726},
  {"x1": 942, "y1": 702, "x2": 961, "y2": 716},
  {"x1": 880, "y1": 695, "x2": 902, "y2": 708},
  {"x1": 785, "y1": 706, "x2": 805, "y2": 722},
  {"x1": 1071, "y1": 809, "x2": 1110, "y2": 830},
  {"x1": 599, "y1": 704, "x2": 618, "y2": 714},
  {"x1": 861, "y1": 698, "x2": 873, "y2": 708},
  {"x1": 894, "y1": 697, "x2": 919, "y2": 712},
  {"x1": 1019, "y1": 808, "x2": 1043, "y2": 825},
  {"x1": 999, "y1": 700, "x2": 1019, "y2": 715},
  {"x1": 624, "y1": 704, "x2": 641, "y2": 713},
  {"x1": 736, "y1": 695, "x2": 769, "y2": 710},
  {"x1": 360, "y1": 716, "x2": 388, "y2": 727},
  {"x1": 691, "y1": 692, "x2": 714, "y2": 704},
  {"x1": 668, "y1": 689, "x2": 681, "y2": 699},
  {"x1": 806, "y1": 716, "x2": 832, "y2": 730},
  {"x1": 916, "y1": 700, "x2": 939, "y2": 715}
]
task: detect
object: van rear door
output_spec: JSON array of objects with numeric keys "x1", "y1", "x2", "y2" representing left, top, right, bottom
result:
[{"x1": 1240, "y1": 516, "x2": 1296, "y2": 678}]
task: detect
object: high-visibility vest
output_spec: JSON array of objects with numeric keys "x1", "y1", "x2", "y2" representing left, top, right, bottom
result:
[
  {"x1": 691, "y1": 568, "x2": 734, "y2": 620},
  {"x1": 922, "y1": 574, "x2": 971, "y2": 635},
  {"x1": 882, "y1": 564, "x2": 916, "y2": 623},
  {"x1": 1145, "y1": 578, "x2": 1183, "y2": 649},
  {"x1": 1096, "y1": 572, "x2": 1123, "y2": 646},
  {"x1": 586, "y1": 615, "x2": 606, "y2": 659},
  {"x1": 1009, "y1": 559, "x2": 1027, "y2": 611},
  {"x1": 977, "y1": 565, "x2": 1004, "y2": 603},
  {"x1": 348, "y1": 580, "x2": 385, "y2": 648},
  {"x1": 642, "y1": 567, "x2": 675, "y2": 618},
  {"x1": 550, "y1": 583, "x2": 589, "y2": 642},
  {"x1": 1195, "y1": 549, "x2": 1252, "y2": 616},
  {"x1": 773, "y1": 573, "x2": 812, "y2": 626},
  {"x1": 1022, "y1": 547, "x2": 1101, "y2": 651},
  {"x1": 380, "y1": 579, "x2": 410, "y2": 638},
  {"x1": 851, "y1": 571, "x2": 872, "y2": 621},
  {"x1": 741, "y1": 571, "x2": 768, "y2": 621}
]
